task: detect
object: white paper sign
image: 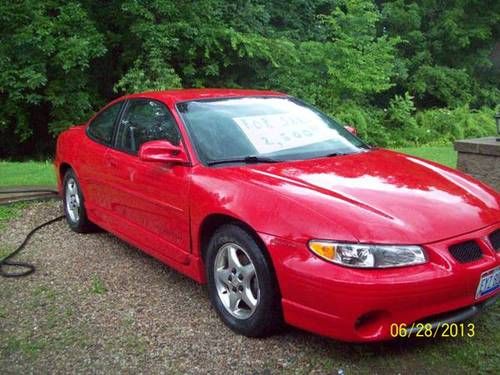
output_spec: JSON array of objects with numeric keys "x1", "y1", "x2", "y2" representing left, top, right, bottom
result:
[{"x1": 233, "y1": 112, "x2": 339, "y2": 154}]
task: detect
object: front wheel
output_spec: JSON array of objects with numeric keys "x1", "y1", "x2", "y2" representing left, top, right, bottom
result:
[
  {"x1": 63, "y1": 169, "x2": 93, "y2": 233},
  {"x1": 206, "y1": 224, "x2": 282, "y2": 337}
]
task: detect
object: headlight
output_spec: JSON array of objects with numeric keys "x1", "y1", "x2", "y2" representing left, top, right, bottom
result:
[{"x1": 308, "y1": 241, "x2": 427, "y2": 268}]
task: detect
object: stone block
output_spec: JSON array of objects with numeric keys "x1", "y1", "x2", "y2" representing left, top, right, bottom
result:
[{"x1": 454, "y1": 137, "x2": 500, "y2": 191}]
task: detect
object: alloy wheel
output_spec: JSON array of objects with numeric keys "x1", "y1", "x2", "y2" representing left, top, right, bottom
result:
[
  {"x1": 65, "y1": 177, "x2": 81, "y2": 222},
  {"x1": 213, "y1": 243, "x2": 260, "y2": 319}
]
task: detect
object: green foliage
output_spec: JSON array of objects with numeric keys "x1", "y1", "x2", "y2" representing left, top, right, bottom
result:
[
  {"x1": 410, "y1": 65, "x2": 473, "y2": 108},
  {"x1": 385, "y1": 92, "x2": 424, "y2": 145},
  {"x1": 387, "y1": 92, "x2": 417, "y2": 129},
  {"x1": 114, "y1": 53, "x2": 182, "y2": 94},
  {"x1": 0, "y1": 0, "x2": 499, "y2": 157},
  {"x1": 0, "y1": 0, "x2": 106, "y2": 155},
  {"x1": 415, "y1": 106, "x2": 497, "y2": 145},
  {"x1": 89, "y1": 275, "x2": 107, "y2": 294},
  {"x1": 381, "y1": 0, "x2": 500, "y2": 108},
  {"x1": 321, "y1": 0, "x2": 399, "y2": 96},
  {"x1": 332, "y1": 101, "x2": 496, "y2": 148},
  {"x1": 332, "y1": 102, "x2": 390, "y2": 146},
  {"x1": 270, "y1": 0, "x2": 399, "y2": 109}
]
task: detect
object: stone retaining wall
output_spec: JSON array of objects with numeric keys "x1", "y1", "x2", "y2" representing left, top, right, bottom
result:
[{"x1": 454, "y1": 137, "x2": 500, "y2": 191}]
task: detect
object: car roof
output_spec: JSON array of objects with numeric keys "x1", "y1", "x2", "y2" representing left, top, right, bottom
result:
[{"x1": 124, "y1": 88, "x2": 286, "y2": 103}]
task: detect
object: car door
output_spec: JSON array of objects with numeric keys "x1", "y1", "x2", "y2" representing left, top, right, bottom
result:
[
  {"x1": 103, "y1": 98, "x2": 192, "y2": 264},
  {"x1": 80, "y1": 100, "x2": 124, "y2": 217}
]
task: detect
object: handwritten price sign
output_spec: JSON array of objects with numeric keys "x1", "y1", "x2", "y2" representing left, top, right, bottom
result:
[{"x1": 233, "y1": 113, "x2": 339, "y2": 154}]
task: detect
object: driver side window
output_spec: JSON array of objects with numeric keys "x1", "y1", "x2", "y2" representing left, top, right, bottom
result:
[{"x1": 116, "y1": 99, "x2": 181, "y2": 154}]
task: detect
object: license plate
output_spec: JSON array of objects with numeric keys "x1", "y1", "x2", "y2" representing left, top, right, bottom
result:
[{"x1": 476, "y1": 267, "x2": 500, "y2": 299}]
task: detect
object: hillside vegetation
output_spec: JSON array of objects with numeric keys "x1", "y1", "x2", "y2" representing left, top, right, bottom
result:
[{"x1": 0, "y1": 1, "x2": 499, "y2": 157}]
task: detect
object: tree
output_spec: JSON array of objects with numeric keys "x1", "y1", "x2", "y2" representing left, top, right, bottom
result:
[
  {"x1": 270, "y1": 0, "x2": 399, "y2": 111},
  {"x1": 0, "y1": 0, "x2": 498, "y2": 157},
  {"x1": 0, "y1": 0, "x2": 105, "y2": 156},
  {"x1": 381, "y1": 0, "x2": 500, "y2": 108}
]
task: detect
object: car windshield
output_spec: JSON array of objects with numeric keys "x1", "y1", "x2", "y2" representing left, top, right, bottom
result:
[{"x1": 176, "y1": 96, "x2": 369, "y2": 165}]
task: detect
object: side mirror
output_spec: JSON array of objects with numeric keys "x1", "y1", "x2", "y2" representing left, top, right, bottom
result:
[
  {"x1": 138, "y1": 140, "x2": 189, "y2": 164},
  {"x1": 344, "y1": 125, "x2": 358, "y2": 136}
]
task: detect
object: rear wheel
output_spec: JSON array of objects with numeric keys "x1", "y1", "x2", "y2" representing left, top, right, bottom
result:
[
  {"x1": 63, "y1": 169, "x2": 93, "y2": 233},
  {"x1": 206, "y1": 224, "x2": 282, "y2": 337}
]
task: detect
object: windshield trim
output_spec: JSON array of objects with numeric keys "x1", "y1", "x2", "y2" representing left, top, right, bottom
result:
[
  {"x1": 175, "y1": 95, "x2": 370, "y2": 167},
  {"x1": 175, "y1": 94, "x2": 288, "y2": 106}
]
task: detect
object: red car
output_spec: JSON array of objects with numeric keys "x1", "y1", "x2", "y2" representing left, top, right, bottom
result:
[{"x1": 55, "y1": 89, "x2": 500, "y2": 342}]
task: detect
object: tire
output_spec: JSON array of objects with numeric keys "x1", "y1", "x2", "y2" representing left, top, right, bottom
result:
[
  {"x1": 206, "y1": 224, "x2": 283, "y2": 337},
  {"x1": 63, "y1": 169, "x2": 93, "y2": 233}
]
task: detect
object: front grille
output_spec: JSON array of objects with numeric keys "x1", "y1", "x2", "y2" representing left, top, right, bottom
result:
[
  {"x1": 488, "y1": 230, "x2": 500, "y2": 252},
  {"x1": 449, "y1": 240, "x2": 483, "y2": 263}
]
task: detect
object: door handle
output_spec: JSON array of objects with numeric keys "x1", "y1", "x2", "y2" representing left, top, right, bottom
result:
[{"x1": 106, "y1": 155, "x2": 119, "y2": 168}]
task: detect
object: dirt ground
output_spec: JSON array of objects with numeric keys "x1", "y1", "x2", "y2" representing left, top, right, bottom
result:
[{"x1": 1, "y1": 201, "x2": 498, "y2": 374}]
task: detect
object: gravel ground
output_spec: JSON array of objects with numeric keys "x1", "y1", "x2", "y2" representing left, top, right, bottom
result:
[{"x1": 1, "y1": 201, "x2": 498, "y2": 374}]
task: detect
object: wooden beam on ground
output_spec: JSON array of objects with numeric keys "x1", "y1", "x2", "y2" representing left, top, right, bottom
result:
[{"x1": 0, "y1": 186, "x2": 60, "y2": 205}]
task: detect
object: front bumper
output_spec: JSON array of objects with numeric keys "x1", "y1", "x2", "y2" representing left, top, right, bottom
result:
[
  {"x1": 260, "y1": 223, "x2": 500, "y2": 342},
  {"x1": 406, "y1": 296, "x2": 497, "y2": 335}
]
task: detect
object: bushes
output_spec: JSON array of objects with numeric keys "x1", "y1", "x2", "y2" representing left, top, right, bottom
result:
[
  {"x1": 415, "y1": 106, "x2": 497, "y2": 145},
  {"x1": 332, "y1": 102, "x2": 390, "y2": 146},
  {"x1": 331, "y1": 99, "x2": 497, "y2": 148}
]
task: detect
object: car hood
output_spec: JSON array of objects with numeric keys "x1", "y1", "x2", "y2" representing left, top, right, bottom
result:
[{"x1": 242, "y1": 149, "x2": 500, "y2": 244}]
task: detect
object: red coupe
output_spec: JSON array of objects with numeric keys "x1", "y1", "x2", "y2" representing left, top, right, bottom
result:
[{"x1": 55, "y1": 89, "x2": 499, "y2": 341}]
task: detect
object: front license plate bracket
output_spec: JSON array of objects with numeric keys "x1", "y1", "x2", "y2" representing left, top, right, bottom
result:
[{"x1": 476, "y1": 267, "x2": 500, "y2": 299}]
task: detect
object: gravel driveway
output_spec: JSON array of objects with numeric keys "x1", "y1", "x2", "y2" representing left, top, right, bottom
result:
[{"x1": 1, "y1": 201, "x2": 498, "y2": 374}]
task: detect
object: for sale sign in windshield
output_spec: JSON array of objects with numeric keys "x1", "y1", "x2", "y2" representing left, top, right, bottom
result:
[{"x1": 233, "y1": 112, "x2": 341, "y2": 154}]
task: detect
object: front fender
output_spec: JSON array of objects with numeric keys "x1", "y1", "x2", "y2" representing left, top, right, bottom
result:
[{"x1": 189, "y1": 166, "x2": 358, "y2": 257}]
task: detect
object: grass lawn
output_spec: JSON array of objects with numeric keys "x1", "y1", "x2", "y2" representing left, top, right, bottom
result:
[
  {"x1": 0, "y1": 145, "x2": 456, "y2": 189},
  {"x1": 394, "y1": 145, "x2": 457, "y2": 168},
  {"x1": 0, "y1": 161, "x2": 57, "y2": 229},
  {"x1": 0, "y1": 160, "x2": 56, "y2": 187}
]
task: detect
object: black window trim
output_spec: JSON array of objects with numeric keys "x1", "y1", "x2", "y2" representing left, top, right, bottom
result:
[{"x1": 86, "y1": 100, "x2": 126, "y2": 147}]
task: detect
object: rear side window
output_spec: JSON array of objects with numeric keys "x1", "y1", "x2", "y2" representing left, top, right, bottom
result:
[{"x1": 87, "y1": 102, "x2": 123, "y2": 144}]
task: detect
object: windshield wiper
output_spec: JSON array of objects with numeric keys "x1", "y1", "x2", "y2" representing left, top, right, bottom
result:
[
  {"x1": 206, "y1": 155, "x2": 280, "y2": 166},
  {"x1": 324, "y1": 152, "x2": 347, "y2": 157},
  {"x1": 323, "y1": 148, "x2": 372, "y2": 158}
]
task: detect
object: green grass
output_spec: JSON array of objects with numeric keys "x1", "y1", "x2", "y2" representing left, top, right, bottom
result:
[
  {"x1": 0, "y1": 160, "x2": 56, "y2": 187},
  {"x1": 0, "y1": 201, "x2": 31, "y2": 230},
  {"x1": 393, "y1": 145, "x2": 457, "y2": 168},
  {"x1": 0, "y1": 161, "x2": 57, "y2": 226},
  {"x1": 89, "y1": 275, "x2": 107, "y2": 294},
  {"x1": 0, "y1": 145, "x2": 456, "y2": 190}
]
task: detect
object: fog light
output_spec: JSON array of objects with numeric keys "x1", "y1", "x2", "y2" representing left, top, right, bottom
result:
[{"x1": 354, "y1": 310, "x2": 390, "y2": 338}]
